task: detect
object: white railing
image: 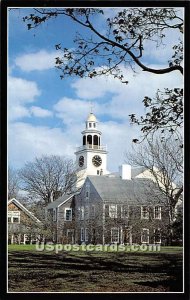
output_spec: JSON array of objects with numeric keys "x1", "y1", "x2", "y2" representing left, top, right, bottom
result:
[{"x1": 76, "y1": 145, "x2": 107, "y2": 151}]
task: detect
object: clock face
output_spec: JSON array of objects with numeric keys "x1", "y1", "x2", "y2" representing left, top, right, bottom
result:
[
  {"x1": 92, "y1": 155, "x2": 102, "y2": 167},
  {"x1": 79, "y1": 156, "x2": 84, "y2": 167}
]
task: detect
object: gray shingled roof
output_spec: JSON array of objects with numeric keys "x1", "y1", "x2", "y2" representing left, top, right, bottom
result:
[
  {"x1": 88, "y1": 175, "x2": 166, "y2": 205},
  {"x1": 46, "y1": 193, "x2": 75, "y2": 209}
]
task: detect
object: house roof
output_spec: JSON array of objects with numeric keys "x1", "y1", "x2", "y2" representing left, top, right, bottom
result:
[
  {"x1": 131, "y1": 166, "x2": 147, "y2": 178},
  {"x1": 87, "y1": 175, "x2": 165, "y2": 205},
  {"x1": 8, "y1": 198, "x2": 42, "y2": 223},
  {"x1": 46, "y1": 193, "x2": 75, "y2": 209}
]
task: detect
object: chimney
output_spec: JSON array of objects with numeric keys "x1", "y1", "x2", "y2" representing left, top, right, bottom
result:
[{"x1": 119, "y1": 164, "x2": 131, "y2": 180}]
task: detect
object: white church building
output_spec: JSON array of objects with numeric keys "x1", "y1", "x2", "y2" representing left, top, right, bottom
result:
[{"x1": 46, "y1": 112, "x2": 172, "y2": 245}]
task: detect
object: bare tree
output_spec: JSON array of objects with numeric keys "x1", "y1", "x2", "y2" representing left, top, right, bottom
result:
[
  {"x1": 19, "y1": 155, "x2": 79, "y2": 205},
  {"x1": 125, "y1": 134, "x2": 183, "y2": 224},
  {"x1": 8, "y1": 166, "x2": 20, "y2": 199},
  {"x1": 29, "y1": 201, "x2": 56, "y2": 243}
]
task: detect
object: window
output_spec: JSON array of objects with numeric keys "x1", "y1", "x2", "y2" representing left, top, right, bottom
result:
[
  {"x1": 141, "y1": 229, "x2": 149, "y2": 243},
  {"x1": 85, "y1": 183, "x2": 90, "y2": 198},
  {"x1": 89, "y1": 123, "x2": 92, "y2": 128},
  {"x1": 91, "y1": 205, "x2": 95, "y2": 218},
  {"x1": 121, "y1": 205, "x2": 129, "y2": 218},
  {"x1": 94, "y1": 135, "x2": 98, "y2": 146},
  {"x1": 80, "y1": 206, "x2": 84, "y2": 220},
  {"x1": 81, "y1": 228, "x2": 84, "y2": 241},
  {"x1": 93, "y1": 123, "x2": 96, "y2": 128},
  {"x1": 154, "y1": 229, "x2": 161, "y2": 243},
  {"x1": 8, "y1": 211, "x2": 20, "y2": 223},
  {"x1": 97, "y1": 170, "x2": 99, "y2": 175},
  {"x1": 141, "y1": 206, "x2": 149, "y2": 219},
  {"x1": 85, "y1": 206, "x2": 89, "y2": 219},
  {"x1": 154, "y1": 206, "x2": 161, "y2": 219},
  {"x1": 65, "y1": 208, "x2": 72, "y2": 221},
  {"x1": 111, "y1": 228, "x2": 119, "y2": 243},
  {"x1": 67, "y1": 229, "x2": 74, "y2": 243},
  {"x1": 85, "y1": 228, "x2": 88, "y2": 242},
  {"x1": 109, "y1": 205, "x2": 117, "y2": 218},
  {"x1": 53, "y1": 208, "x2": 57, "y2": 221}
]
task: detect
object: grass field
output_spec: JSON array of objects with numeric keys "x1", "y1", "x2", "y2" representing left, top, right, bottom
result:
[{"x1": 8, "y1": 245, "x2": 183, "y2": 292}]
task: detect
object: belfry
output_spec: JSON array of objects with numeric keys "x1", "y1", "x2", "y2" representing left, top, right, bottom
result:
[{"x1": 75, "y1": 112, "x2": 109, "y2": 186}]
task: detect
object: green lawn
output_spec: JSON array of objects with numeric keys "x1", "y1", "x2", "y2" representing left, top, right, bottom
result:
[
  {"x1": 8, "y1": 243, "x2": 182, "y2": 253},
  {"x1": 8, "y1": 245, "x2": 183, "y2": 292}
]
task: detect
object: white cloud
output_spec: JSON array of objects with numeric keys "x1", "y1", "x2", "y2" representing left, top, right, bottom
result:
[
  {"x1": 30, "y1": 106, "x2": 53, "y2": 118},
  {"x1": 8, "y1": 117, "x2": 138, "y2": 173},
  {"x1": 8, "y1": 122, "x2": 76, "y2": 169},
  {"x1": 15, "y1": 50, "x2": 60, "y2": 72},
  {"x1": 71, "y1": 74, "x2": 121, "y2": 100},
  {"x1": 70, "y1": 65, "x2": 183, "y2": 121},
  {"x1": 100, "y1": 121, "x2": 137, "y2": 172},
  {"x1": 8, "y1": 76, "x2": 41, "y2": 121},
  {"x1": 8, "y1": 76, "x2": 40, "y2": 103},
  {"x1": 53, "y1": 97, "x2": 91, "y2": 125}
]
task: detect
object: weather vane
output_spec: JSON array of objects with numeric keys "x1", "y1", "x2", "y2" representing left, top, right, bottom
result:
[{"x1": 89, "y1": 101, "x2": 94, "y2": 113}]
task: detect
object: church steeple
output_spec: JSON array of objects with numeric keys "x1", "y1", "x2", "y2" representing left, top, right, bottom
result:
[
  {"x1": 82, "y1": 112, "x2": 101, "y2": 150},
  {"x1": 75, "y1": 112, "x2": 109, "y2": 185}
]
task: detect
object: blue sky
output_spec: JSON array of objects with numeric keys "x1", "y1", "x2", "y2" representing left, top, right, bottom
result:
[{"x1": 8, "y1": 7, "x2": 183, "y2": 172}]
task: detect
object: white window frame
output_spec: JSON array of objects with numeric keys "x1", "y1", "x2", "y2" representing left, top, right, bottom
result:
[
  {"x1": 81, "y1": 228, "x2": 84, "y2": 242},
  {"x1": 53, "y1": 208, "x2": 57, "y2": 221},
  {"x1": 85, "y1": 228, "x2": 88, "y2": 242},
  {"x1": 85, "y1": 206, "x2": 89, "y2": 219},
  {"x1": 141, "y1": 206, "x2": 149, "y2": 220},
  {"x1": 141, "y1": 228, "x2": 149, "y2": 244},
  {"x1": 65, "y1": 208, "x2": 72, "y2": 221},
  {"x1": 111, "y1": 228, "x2": 119, "y2": 243},
  {"x1": 154, "y1": 206, "x2": 162, "y2": 220},
  {"x1": 109, "y1": 205, "x2": 117, "y2": 218},
  {"x1": 8, "y1": 211, "x2": 20, "y2": 224},
  {"x1": 154, "y1": 228, "x2": 161, "y2": 244}
]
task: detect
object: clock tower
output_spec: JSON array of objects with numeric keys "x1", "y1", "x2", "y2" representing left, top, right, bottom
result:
[{"x1": 75, "y1": 112, "x2": 109, "y2": 186}]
